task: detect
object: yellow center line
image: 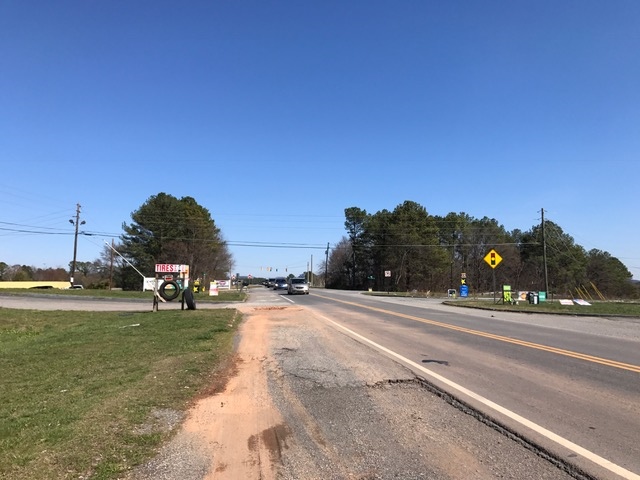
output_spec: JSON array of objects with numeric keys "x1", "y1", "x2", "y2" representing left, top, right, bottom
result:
[{"x1": 316, "y1": 294, "x2": 640, "y2": 374}]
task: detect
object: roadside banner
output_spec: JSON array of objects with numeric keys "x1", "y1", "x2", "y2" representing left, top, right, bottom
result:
[{"x1": 209, "y1": 280, "x2": 219, "y2": 296}]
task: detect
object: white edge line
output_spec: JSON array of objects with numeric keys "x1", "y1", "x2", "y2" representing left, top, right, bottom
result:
[{"x1": 317, "y1": 314, "x2": 640, "y2": 480}]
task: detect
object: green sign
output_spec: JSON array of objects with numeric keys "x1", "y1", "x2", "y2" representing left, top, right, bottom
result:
[{"x1": 502, "y1": 285, "x2": 512, "y2": 303}]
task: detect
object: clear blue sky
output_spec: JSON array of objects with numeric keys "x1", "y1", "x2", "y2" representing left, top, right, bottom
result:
[{"x1": 1, "y1": 1, "x2": 639, "y2": 281}]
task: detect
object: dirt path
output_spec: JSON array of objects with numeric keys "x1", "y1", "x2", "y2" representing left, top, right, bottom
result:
[
  {"x1": 127, "y1": 305, "x2": 289, "y2": 480},
  {"x1": 190, "y1": 306, "x2": 286, "y2": 480}
]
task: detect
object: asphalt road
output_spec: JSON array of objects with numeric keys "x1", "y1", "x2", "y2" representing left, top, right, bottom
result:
[
  {"x1": 278, "y1": 288, "x2": 640, "y2": 480},
  {"x1": 0, "y1": 292, "x2": 232, "y2": 311}
]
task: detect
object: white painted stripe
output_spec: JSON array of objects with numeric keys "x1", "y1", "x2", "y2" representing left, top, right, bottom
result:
[{"x1": 317, "y1": 314, "x2": 640, "y2": 480}]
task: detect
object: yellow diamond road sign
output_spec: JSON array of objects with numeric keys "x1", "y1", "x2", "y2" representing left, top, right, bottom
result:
[{"x1": 484, "y1": 249, "x2": 502, "y2": 269}]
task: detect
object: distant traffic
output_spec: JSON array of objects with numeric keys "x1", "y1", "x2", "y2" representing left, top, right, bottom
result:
[{"x1": 263, "y1": 277, "x2": 310, "y2": 295}]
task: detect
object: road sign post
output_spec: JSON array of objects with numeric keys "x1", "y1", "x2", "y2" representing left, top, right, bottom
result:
[
  {"x1": 493, "y1": 269, "x2": 497, "y2": 303},
  {"x1": 483, "y1": 250, "x2": 502, "y2": 303}
]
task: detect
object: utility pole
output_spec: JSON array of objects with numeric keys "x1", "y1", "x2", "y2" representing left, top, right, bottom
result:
[
  {"x1": 541, "y1": 208, "x2": 549, "y2": 296},
  {"x1": 69, "y1": 203, "x2": 85, "y2": 286},
  {"x1": 450, "y1": 231, "x2": 455, "y2": 289},
  {"x1": 325, "y1": 242, "x2": 329, "y2": 288},
  {"x1": 109, "y1": 239, "x2": 114, "y2": 290}
]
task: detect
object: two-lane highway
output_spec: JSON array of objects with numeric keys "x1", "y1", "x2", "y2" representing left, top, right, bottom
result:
[{"x1": 280, "y1": 288, "x2": 640, "y2": 480}]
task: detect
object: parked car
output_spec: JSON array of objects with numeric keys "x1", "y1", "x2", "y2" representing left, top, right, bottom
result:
[
  {"x1": 273, "y1": 277, "x2": 288, "y2": 290},
  {"x1": 287, "y1": 278, "x2": 309, "y2": 295}
]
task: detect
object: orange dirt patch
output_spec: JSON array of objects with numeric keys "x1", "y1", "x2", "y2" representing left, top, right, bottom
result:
[{"x1": 180, "y1": 307, "x2": 297, "y2": 479}]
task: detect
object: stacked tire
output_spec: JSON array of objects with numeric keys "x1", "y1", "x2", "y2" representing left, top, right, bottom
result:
[
  {"x1": 183, "y1": 289, "x2": 196, "y2": 310},
  {"x1": 158, "y1": 280, "x2": 196, "y2": 310}
]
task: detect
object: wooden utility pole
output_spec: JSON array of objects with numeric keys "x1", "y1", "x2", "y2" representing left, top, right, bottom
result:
[
  {"x1": 541, "y1": 208, "x2": 549, "y2": 296},
  {"x1": 325, "y1": 242, "x2": 329, "y2": 288},
  {"x1": 109, "y1": 239, "x2": 114, "y2": 290},
  {"x1": 69, "y1": 203, "x2": 85, "y2": 287}
]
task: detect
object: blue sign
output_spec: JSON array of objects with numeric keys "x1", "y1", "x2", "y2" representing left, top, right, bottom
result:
[{"x1": 460, "y1": 285, "x2": 468, "y2": 298}]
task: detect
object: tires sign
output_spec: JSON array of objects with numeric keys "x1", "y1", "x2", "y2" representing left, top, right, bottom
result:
[{"x1": 155, "y1": 264, "x2": 189, "y2": 273}]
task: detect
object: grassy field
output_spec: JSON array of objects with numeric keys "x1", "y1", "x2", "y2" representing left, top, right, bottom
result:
[
  {"x1": 0, "y1": 307, "x2": 241, "y2": 480},
  {"x1": 444, "y1": 298, "x2": 640, "y2": 316},
  {"x1": 363, "y1": 291, "x2": 640, "y2": 316}
]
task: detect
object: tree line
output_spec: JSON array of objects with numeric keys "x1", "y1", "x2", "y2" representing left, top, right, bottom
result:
[
  {"x1": 0, "y1": 193, "x2": 233, "y2": 290},
  {"x1": 324, "y1": 201, "x2": 637, "y2": 299},
  {"x1": 1, "y1": 196, "x2": 636, "y2": 298}
]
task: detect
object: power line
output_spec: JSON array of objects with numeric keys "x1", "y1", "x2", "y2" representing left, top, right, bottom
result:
[
  {"x1": 0, "y1": 227, "x2": 73, "y2": 236},
  {"x1": 0, "y1": 223, "x2": 540, "y2": 250}
]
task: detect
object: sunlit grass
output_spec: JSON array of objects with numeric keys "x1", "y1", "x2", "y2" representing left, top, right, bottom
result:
[
  {"x1": 446, "y1": 299, "x2": 640, "y2": 316},
  {"x1": 0, "y1": 307, "x2": 241, "y2": 479}
]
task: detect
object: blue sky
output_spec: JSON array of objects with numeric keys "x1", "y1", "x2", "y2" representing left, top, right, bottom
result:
[{"x1": 1, "y1": 1, "x2": 639, "y2": 281}]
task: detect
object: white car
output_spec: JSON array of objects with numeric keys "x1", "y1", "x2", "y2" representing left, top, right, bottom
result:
[{"x1": 287, "y1": 278, "x2": 310, "y2": 295}]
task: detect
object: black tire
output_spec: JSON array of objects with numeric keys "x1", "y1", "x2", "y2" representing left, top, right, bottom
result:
[
  {"x1": 183, "y1": 288, "x2": 196, "y2": 310},
  {"x1": 159, "y1": 280, "x2": 180, "y2": 301}
]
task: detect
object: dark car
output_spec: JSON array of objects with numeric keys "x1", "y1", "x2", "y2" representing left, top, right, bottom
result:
[{"x1": 273, "y1": 277, "x2": 288, "y2": 290}]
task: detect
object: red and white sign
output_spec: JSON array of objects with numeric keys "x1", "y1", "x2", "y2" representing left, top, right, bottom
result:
[{"x1": 155, "y1": 264, "x2": 189, "y2": 273}]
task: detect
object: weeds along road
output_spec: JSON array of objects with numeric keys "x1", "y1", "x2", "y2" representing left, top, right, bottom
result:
[{"x1": 3, "y1": 289, "x2": 639, "y2": 480}]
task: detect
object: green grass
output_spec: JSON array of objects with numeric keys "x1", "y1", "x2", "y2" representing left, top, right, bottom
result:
[
  {"x1": 361, "y1": 291, "x2": 640, "y2": 316},
  {"x1": 0, "y1": 307, "x2": 241, "y2": 480},
  {"x1": 0, "y1": 287, "x2": 247, "y2": 303},
  {"x1": 445, "y1": 299, "x2": 640, "y2": 316}
]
